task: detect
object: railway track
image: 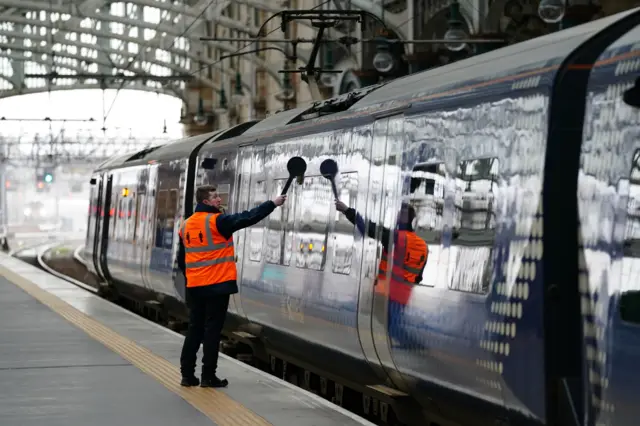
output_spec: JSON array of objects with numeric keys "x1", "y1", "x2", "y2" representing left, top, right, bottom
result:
[{"x1": 14, "y1": 242, "x2": 414, "y2": 426}]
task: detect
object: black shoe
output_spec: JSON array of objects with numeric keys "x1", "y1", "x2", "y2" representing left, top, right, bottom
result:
[
  {"x1": 180, "y1": 376, "x2": 200, "y2": 387},
  {"x1": 200, "y1": 376, "x2": 228, "y2": 388}
]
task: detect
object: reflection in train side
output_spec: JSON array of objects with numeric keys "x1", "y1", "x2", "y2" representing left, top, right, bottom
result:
[
  {"x1": 295, "y1": 176, "x2": 332, "y2": 271},
  {"x1": 296, "y1": 232, "x2": 327, "y2": 270},
  {"x1": 249, "y1": 180, "x2": 267, "y2": 262},
  {"x1": 621, "y1": 150, "x2": 640, "y2": 323},
  {"x1": 409, "y1": 163, "x2": 446, "y2": 287},
  {"x1": 333, "y1": 172, "x2": 359, "y2": 275},
  {"x1": 449, "y1": 158, "x2": 500, "y2": 294},
  {"x1": 216, "y1": 183, "x2": 231, "y2": 212},
  {"x1": 154, "y1": 188, "x2": 178, "y2": 249},
  {"x1": 265, "y1": 178, "x2": 293, "y2": 266}
]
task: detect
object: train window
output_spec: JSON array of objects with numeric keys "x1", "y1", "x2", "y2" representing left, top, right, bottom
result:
[
  {"x1": 164, "y1": 189, "x2": 178, "y2": 249},
  {"x1": 620, "y1": 149, "x2": 640, "y2": 324},
  {"x1": 155, "y1": 189, "x2": 168, "y2": 248},
  {"x1": 448, "y1": 158, "x2": 499, "y2": 294},
  {"x1": 248, "y1": 180, "x2": 266, "y2": 262},
  {"x1": 294, "y1": 175, "x2": 332, "y2": 271},
  {"x1": 125, "y1": 196, "x2": 135, "y2": 241},
  {"x1": 332, "y1": 172, "x2": 359, "y2": 275},
  {"x1": 265, "y1": 178, "x2": 293, "y2": 266},
  {"x1": 409, "y1": 163, "x2": 446, "y2": 287},
  {"x1": 115, "y1": 196, "x2": 125, "y2": 241},
  {"x1": 109, "y1": 192, "x2": 118, "y2": 240},
  {"x1": 132, "y1": 194, "x2": 141, "y2": 243}
]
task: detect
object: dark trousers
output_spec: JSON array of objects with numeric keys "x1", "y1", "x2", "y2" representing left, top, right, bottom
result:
[{"x1": 180, "y1": 288, "x2": 230, "y2": 379}]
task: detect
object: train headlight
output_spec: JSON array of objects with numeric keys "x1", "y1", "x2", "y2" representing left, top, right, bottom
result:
[{"x1": 23, "y1": 207, "x2": 32, "y2": 216}]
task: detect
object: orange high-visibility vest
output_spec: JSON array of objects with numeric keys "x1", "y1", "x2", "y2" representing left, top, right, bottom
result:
[
  {"x1": 179, "y1": 212, "x2": 236, "y2": 288},
  {"x1": 375, "y1": 231, "x2": 428, "y2": 298}
]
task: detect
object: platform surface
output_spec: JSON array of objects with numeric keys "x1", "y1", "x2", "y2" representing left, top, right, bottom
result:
[{"x1": 0, "y1": 253, "x2": 375, "y2": 426}]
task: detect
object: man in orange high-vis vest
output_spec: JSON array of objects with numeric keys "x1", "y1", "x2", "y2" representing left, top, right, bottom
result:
[
  {"x1": 177, "y1": 184, "x2": 286, "y2": 388},
  {"x1": 334, "y1": 200, "x2": 428, "y2": 306}
]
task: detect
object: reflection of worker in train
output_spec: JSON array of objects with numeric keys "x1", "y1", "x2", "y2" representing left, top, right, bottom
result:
[
  {"x1": 178, "y1": 184, "x2": 287, "y2": 388},
  {"x1": 334, "y1": 200, "x2": 428, "y2": 305}
]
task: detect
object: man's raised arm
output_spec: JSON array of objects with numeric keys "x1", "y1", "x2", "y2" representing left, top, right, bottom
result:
[
  {"x1": 216, "y1": 195, "x2": 287, "y2": 240},
  {"x1": 334, "y1": 200, "x2": 391, "y2": 251}
]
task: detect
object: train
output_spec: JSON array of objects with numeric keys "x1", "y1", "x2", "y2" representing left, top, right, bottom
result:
[{"x1": 81, "y1": 9, "x2": 640, "y2": 426}]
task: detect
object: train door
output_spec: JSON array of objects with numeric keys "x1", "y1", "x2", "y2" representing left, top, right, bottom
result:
[
  {"x1": 98, "y1": 173, "x2": 115, "y2": 283},
  {"x1": 141, "y1": 165, "x2": 158, "y2": 290},
  {"x1": 356, "y1": 115, "x2": 411, "y2": 391},
  {"x1": 229, "y1": 145, "x2": 255, "y2": 319},
  {"x1": 132, "y1": 167, "x2": 148, "y2": 289},
  {"x1": 92, "y1": 175, "x2": 104, "y2": 278}
]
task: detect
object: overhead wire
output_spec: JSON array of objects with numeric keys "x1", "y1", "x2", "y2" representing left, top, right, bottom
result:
[
  {"x1": 102, "y1": 0, "x2": 477, "y2": 126},
  {"x1": 186, "y1": 0, "x2": 331, "y2": 79}
]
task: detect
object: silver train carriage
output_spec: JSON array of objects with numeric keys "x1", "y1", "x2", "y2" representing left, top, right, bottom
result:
[{"x1": 82, "y1": 8, "x2": 640, "y2": 426}]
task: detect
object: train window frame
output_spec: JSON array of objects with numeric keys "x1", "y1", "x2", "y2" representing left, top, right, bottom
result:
[
  {"x1": 294, "y1": 174, "x2": 332, "y2": 272},
  {"x1": 109, "y1": 189, "x2": 119, "y2": 240},
  {"x1": 132, "y1": 193, "x2": 142, "y2": 244},
  {"x1": 114, "y1": 194, "x2": 125, "y2": 241},
  {"x1": 125, "y1": 194, "x2": 135, "y2": 242},
  {"x1": 248, "y1": 179, "x2": 267, "y2": 263},
  {"x1": 407, "y1": 162, "x2": 447, "y2": 288},
  {"x1": 619, "y1": 149, "x2": 640, "y2": 325},
  {"x1": 264, "y1": 177, "x2": 294, "y2": 266},
  {"x1": 154, "y1": 189, "x2": 168, "y2": 248},
  {"x1": 331, "y1": 171, "x2": 359, "y2": 276},
  {"x1": 162, "y1": 189, "x2": 179, "y2": 250},
  {"x1": 447, "y1": 156, "x2": 500, "y2": 296}
]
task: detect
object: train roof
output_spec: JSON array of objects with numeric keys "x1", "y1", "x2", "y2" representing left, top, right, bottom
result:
[
  {"x1": 93, "y1": 132, "x2": 221, "y2": 172},
  {"x1": 243, "y1": 105, "x2": 313, "y2": 135},
  {"x1": 352, "y1": 8, "x2": 640, "y2": 112},
  {"x1": 93, "y1": 119, "x2": 267, "y2": 172}
]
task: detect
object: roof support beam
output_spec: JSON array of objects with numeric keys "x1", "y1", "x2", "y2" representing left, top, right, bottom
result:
[
  {"x1": 0, "y1": 14, "x2": 282, "y2": 84},
  {"x1": 0, "y1": 72, "x2": 15, "y2": 87},
  {"x1": 0, "y1": 79, "x2": 179, "y2": 100},
  {"x1": 0, "y1": 51, "x2": 190, "y2": 103},
  {"x1": 106, "y1": 0, "x2": 282, "y2": 20},
  {"x1": 0, "y1": 0, "x2": 309, "y2": 65},
  {"x1": 0, "y1": 0, "x2": 255, "y2": 37},
  {"x1": 0, "y1": 52, "x2": 186, "y2": 102},
  {"x1": 0, "y1": 41, "x2": 225, "y2": 94},
  {"x1": 0, "y1": 31, "x2": 249, "y2": 91}
]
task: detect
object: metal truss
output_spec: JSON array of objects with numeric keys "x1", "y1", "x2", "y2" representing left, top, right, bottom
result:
[
  {"x1": 0, "y1": 128, "x2": 170, "y2": 166},
  {"x1": 0, "y1": 0, "x2": 302, "y2": 98}
]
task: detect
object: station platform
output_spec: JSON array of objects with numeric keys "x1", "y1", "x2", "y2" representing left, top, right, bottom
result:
[{"x1": 0, "y1": 252, "x2": 375, "y2": 426}]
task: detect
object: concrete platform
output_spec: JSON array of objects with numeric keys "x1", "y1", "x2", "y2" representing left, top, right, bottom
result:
[{"x1": 0, "y1": 252, "x2": 375, "y2": 426}]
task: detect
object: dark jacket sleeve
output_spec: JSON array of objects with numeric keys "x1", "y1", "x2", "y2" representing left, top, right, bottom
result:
[
  {"x1": 415, "y1": 258, "x2": 426, "y2": 284},
  {"x1": 343, "y1": 207, "x2": 391, "y2": 252},
  {"x1": 215, "y1": 200, "x2": 277, "y2": 239},
  {"x1": 177, "y1": 238, "x2": 186, "y2": 273}
]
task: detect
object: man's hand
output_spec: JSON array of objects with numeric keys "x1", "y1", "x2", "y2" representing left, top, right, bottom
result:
[
  {"x1": 273, "y1": 195, "x2": 287, "y2": 206},
  {"x1": 335, "y1": 199, "x2": 348, "y2": 212}
]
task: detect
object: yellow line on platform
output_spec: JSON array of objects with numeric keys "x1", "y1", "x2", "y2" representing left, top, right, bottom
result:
[{"x1": 0, "y1": 264, "x2": 272, "y2": 426}]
